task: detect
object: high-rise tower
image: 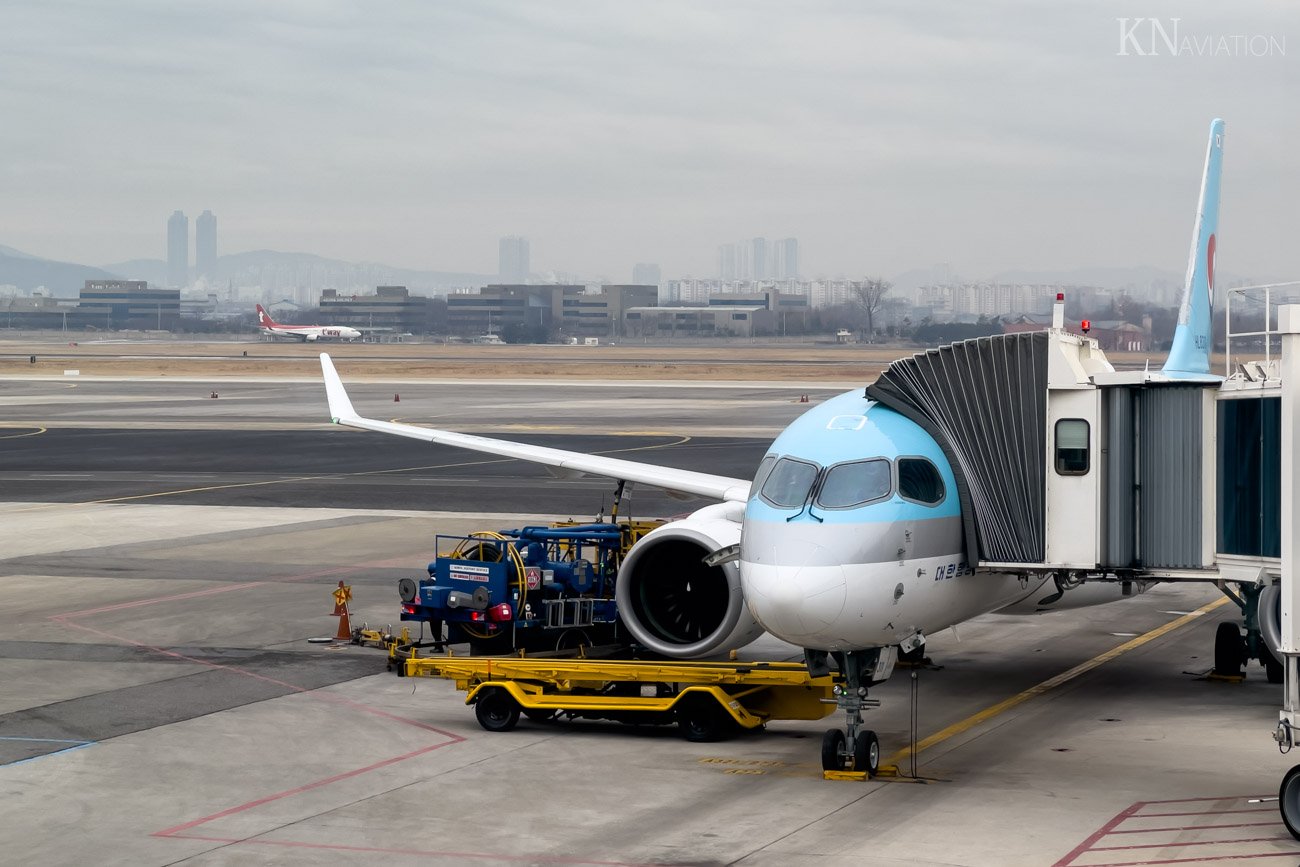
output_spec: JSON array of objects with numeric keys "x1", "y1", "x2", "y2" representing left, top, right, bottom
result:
[
  {"x1": 167, "y1": 210, "x2": 189, "y2": 287},
  {"x1": 195, "y1": 210, "x2": 217, "y2": 280},
  {"x1": 498, "y1": 236, "x2": 530, "y2": 283}
]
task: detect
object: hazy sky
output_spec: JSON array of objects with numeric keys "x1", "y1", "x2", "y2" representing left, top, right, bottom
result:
[{"x1": 1, "y1": 1, "x2": 1296, "y2": 281}]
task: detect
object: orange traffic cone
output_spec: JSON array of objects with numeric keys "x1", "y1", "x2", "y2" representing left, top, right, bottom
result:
[{"x1": 332, "y1": 581, "x2": 353, "y2": 641}]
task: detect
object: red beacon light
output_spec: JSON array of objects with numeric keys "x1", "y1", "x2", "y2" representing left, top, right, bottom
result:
[
  {"x1": 1081, "y1": 319, "x2": 1091, "y2": 334},
  {"x1": 1056, "y1": 292, "x2": 1065, "y2": 302}
]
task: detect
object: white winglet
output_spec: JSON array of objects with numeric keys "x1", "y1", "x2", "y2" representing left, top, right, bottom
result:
[
  {"x1": 320, "y1": 353, "x2": 357, "y2": 421},
  {"x1": 318, "y1": 354, "x2": 752, "y2": 502}
]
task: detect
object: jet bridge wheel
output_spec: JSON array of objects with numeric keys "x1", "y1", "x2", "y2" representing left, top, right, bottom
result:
[
  {"x1": 821, "y1": 729, "x2": 846, "y2": 771},
  {"x1": 1214, "y1": 622, "x2": 1246, "y2": 677},
  {"x1": 1281, "y1": 765, "x2": 1300, "y2": 840}
]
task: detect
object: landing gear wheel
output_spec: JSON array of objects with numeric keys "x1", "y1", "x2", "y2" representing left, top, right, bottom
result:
[
  {"x1": 1214, "y1": 622, "x2": 1246, "y2": 676},
  {"x1": 854, "y1": 730, "x2": 880, "y2": 776},
  {"x1": 1281, "y1": 764, "x2": 1300, "y2": 840},
  {"x1": 821, "y1": 728, "x2": 846, "y2": 771},
  {"x1": 474, "y1": 687, "x2": 520, "y2": 732}
]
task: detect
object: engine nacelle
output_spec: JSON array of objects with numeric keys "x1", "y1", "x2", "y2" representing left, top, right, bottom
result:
[
  {"x1": 615, "y1": 503, "x2": 763, "y2": 658},
  {"x1": 305, "y1": 333, "x2": 320, "y2": 342}
]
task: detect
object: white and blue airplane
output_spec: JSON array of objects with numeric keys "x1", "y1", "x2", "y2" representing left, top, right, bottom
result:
[{"x1": 320, "y1": 119, "x2": 1224, "y2": 773}]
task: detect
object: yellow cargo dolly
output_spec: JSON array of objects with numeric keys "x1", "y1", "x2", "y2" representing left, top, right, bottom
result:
[{"x1": 403, "y1": 655, "x2": 837, "y2": 742}]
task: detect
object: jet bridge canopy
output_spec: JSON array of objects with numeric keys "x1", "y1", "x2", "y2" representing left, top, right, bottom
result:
[{"x1": 866, "y1": 331, "x2": 1049, "y2": 566}]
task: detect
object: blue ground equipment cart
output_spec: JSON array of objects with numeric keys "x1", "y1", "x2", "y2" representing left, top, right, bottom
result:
[{"x1": 396, "y1": 521, "x2": 661, "y2": 655}]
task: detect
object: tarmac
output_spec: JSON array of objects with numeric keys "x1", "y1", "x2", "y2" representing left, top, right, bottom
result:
[{"x1": 3, "y1": 371, "x2": 1300, "y2": 865}]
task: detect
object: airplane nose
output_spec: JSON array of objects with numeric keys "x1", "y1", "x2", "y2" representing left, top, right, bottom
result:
[{"x1": 742, "y1": 560, "x2": 847, "y2": 644}]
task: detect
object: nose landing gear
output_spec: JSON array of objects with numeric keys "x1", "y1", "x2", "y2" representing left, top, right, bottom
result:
[{"x1": 811, "y1": 648, "x2": 890, "y2": 776}]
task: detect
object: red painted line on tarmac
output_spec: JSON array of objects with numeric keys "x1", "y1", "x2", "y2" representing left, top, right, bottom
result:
[
  {"x1": 162, "y1": 834, "x2": 661, "y2": 866},
  {"x1": 152, "y1": 740, "x2": 458, "y2": 838},
  {"x1": 1055, "y1": 797, "x2": 1300, "y2": 867},
  {"x1": 1106, "y1": 823, "x2": 1280, "y2": 835},
  {"x1": 1053, "y1": 801, "x2": 1145, "y2": 866},
  {"x1": 1075, "y1": 853, "x2": 1300, "y2": 866},
  {"x1": 1091, "y1": 836, "x2": 1296, "y2": 852},
  {"x1": 1133, "y1": 809, "x2": 1275, "y2": 818}
]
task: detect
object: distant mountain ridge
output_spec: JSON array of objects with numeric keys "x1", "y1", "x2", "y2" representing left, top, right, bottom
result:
[
  {"x1": 0, "y1": 246, "x2": 117, "y2": 292},
  {"x1": 2, "y1": 244, "x2": 494, "y2": 294}
]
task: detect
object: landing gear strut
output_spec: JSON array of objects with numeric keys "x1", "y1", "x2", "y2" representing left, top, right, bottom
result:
[{"x1": 811, "y1": 648, "x2": 888, "y2": 776}]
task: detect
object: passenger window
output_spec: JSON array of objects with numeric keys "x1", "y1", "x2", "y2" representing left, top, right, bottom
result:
[
  {"x1": 760, "y1": 457, "x2": 820, "y2": 508},
  {"x1": 815, "y1": 459, "x2": 891, "y2": 509},
  {"x1": 898, "y1": 458, "x2": 945, "y2": 505},
  {"x1": 749, "y1": 455, "x2": 777, "y2": 499},
  {"x1": 1055, "y1": 419, "x2": 1090, "y2": 475}
]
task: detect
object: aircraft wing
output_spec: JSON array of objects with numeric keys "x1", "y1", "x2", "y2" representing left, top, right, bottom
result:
[{"x1": 320, "y1": 353, "x2": 753, "y2": 502}]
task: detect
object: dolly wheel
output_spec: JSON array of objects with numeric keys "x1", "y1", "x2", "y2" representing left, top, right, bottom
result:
[
  {"x1": 679, "y1": 696, "x2": 727, "y2": 742},
  {"x1": 821, "y1": 729, "x2": 846, "y2": 771},
  {"x1": 1213, "y1": 622, "x2": 1245, "y2": 676},
  {"x1": 1281, "y1": 764, "x2": 1300, "y2": 840},
  {"x1": 854, "y1": 730, "x2": 880, "y2": 776},
  {"x1": 474, "y1": 688, "x2": 520, "y2": 733}
]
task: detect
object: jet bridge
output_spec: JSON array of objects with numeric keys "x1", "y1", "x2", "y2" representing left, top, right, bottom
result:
[
  {"x1": 867, "y1": 300, "x2": 1300, "y2": 834},
  {"x1": 866, "y1": 303, "x2": 1219, "y2": 578}
]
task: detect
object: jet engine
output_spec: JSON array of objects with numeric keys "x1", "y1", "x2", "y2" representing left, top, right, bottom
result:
[
  {"x1": 305, "y1": 333, "x2": 320, "y2": 342},
  {"x1": 615, "y1": 503, "x2": 763, "y2": 658}
]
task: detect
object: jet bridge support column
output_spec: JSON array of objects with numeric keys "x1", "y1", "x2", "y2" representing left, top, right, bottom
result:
[{"x1": 1273, "y1": 305, "x2": 1300, "y2": 837}]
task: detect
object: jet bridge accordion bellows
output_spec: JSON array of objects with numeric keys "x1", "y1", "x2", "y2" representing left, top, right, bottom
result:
[{"x1": 865, "y1": 331, "x2": 1049, "y2": 566}]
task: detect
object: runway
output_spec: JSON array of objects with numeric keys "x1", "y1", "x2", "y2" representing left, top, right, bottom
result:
[{"x1": 0, "y1": 428, "x2": 768, "y2": 512}]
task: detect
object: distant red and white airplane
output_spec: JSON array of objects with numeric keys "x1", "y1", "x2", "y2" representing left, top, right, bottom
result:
[{"x1": 256, "y1": 304, "x2": 361, "y2": 342}]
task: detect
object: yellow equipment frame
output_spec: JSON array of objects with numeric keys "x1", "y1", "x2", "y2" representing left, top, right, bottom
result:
[{"x1": 404, "y1": 656, "x2": 837, "y2": 731}]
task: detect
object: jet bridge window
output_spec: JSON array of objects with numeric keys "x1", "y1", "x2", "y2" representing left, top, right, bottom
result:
[
  {"x1": 898, "y1": 457, "x2": 945, "y2": 505},
  {"x1": 1055, "y1": 419, "x2": 1090, "y2": 475},
  {"x1": 815, "y1": 459, "x2": 892, "y2": 509},
  {"x1": 759, "y1": 457, "x2": 820, "y2": 508}
]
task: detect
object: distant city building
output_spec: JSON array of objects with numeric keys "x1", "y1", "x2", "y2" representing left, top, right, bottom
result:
[
  {"x1": 446, "y1": 284, "x2": 656, "y2": 338},
  {"x1": 772, "y1": 238, "x2": 799, "y2": 279},
  {"x1": 750, "y1": 238, "x2": 768, "y2": 280},
  {"x1": 319, "y1": 286, "x2": 431, "y2": 334},
  {"x1": 167, "y1": 211, "x2": 188, "y2": 287},
  {"x1": 498, "y1": 236, "x2": 530, "y2": 283},
  {"x1": 632, "y1": 263, "x2": 661, "y2": 286},
  {"x1": 718, "y1": 244, "x2": 739, "y2": 281},
  {"x1": 80, "y1": 279, "x2": 180, "y2": 329},
  {"x1": 195, "y1": 210, "x2": 217, "y2": 280},
  {"x1": 625, "y1": 306, "x2": 765, "y2": 338}
]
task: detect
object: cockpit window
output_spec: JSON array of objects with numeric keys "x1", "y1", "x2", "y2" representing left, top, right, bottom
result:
[
  {"x1": 898, "y1": 457, "x2": 945, "y2": 505},
  {"x1": 759, "y1": 457, "x2": 820, "y2": 508},
  {"x1": 749, "y1": 454, "x2": 777, "y2": 499},
  {"x1": 815, "y1": 459, "x2": 891, "y2": 509}
]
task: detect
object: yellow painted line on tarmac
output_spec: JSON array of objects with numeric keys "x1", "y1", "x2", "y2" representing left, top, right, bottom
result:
[
  {"x1": 884, "y1": 595, "x2": 1230, "y2": 767},
  {"x1": 0, "y1": 425, "x2": 47, "y2": 439}
]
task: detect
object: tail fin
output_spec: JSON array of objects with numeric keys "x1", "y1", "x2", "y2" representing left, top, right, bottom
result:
[
  {"x1": 1161, "y1": 118, "x2": 1224, "y2": 379},
  {"x1": 256, "y1": 304, "x2": 275, "y2": 327}
]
